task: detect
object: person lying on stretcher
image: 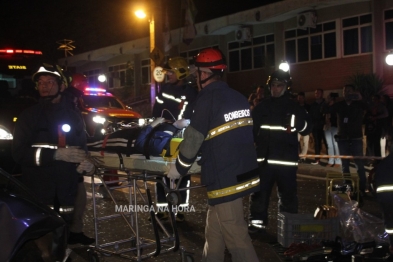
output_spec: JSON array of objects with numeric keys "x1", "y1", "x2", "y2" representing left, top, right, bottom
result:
[{"x1": 86, "y1": 117, "x2": 190, "y2": 159}]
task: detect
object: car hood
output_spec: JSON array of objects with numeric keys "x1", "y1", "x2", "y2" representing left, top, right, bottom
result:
[
  {"x1": 86, "y1": 107, "x2": 142, "y2": 118},
  {"x1": 0, "y1": 169, "x2": 66, "y2": 261}
]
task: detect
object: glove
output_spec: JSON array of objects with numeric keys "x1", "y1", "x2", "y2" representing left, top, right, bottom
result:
[
  {"x1": 167, "y1": 162, "x2": 181, "y2": 180},
  {"x1": 173, "y1": 119, "x2": 190, "y2": 129},
  {"x1": 54, "y1": 146, "x2": 86, "y2": 163},
  {"x1": 77, "y1": 159, "x2": 95, "y2": 175},
  {"x1": 150, "y1": 117, "x2": 165, "y2": 128},
  {"x1": 89, "y1": 156, "x2": 105, "y2": 167}
]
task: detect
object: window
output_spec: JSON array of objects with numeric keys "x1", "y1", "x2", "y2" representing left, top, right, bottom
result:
[
  {"x1": 385, "y1": 9, "x2": 393, "y2": 50},
  {"x1": 342, "y1": 14, "x2": 372, "y2": 56},
  {"x1": 284, "y1": 21, "x2": 336, "y2": 64},
  {"x1": 83, "y1": 69, "x2": 102, "y2": 87},
  {"x1": 228, "y1": 34, "x2": 275, "y2": 72},
  {"x1": 108, "y1": 64, "x2": 127, "y2": 88},
  {"x1": 140, "y1": 59, "x2": 150, "y2": 85}
]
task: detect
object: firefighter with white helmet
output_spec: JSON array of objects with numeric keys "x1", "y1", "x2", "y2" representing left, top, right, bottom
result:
[
  {"x1": 248, "y1": 69, "x2": 312, "y2": 234},
  {"x1": 167, "y1": 48, "x2": 260, "y2": 261},
  {"x1": 12, "y1": 63, "x2": 95, "y2": 245}
]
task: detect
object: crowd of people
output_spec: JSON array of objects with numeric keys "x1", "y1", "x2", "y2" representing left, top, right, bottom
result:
[
  {"x1": 248, "y1": 86, "x2": 393, "y2": 167},
  {"x1": 10, "y1": 47, "x2": 393, "y2": 261}
]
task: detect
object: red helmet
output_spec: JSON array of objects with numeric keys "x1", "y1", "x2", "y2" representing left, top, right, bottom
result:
[
  {"x1": 70, "y1": 73, "x2": 88, "y2": 90},
  {"x1": 194, "y1": 48, "x2": 227, "y2": 71}
]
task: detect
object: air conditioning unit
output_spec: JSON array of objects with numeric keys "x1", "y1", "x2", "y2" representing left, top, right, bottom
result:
[
  {"x1": 235, "y1": 27, "x2": 252, "y2": 42},
  {"x1": 297, "y1": 11, "x2": 317, "y2": 29}
]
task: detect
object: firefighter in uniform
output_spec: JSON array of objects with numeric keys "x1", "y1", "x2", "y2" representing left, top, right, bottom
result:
[
  {"x1": 152, "y1": 57, "x2": 198, "y2": 221},
  {"x1": 248, "y1": 69, "x2": 312, "y2": 233},
  {"x1": 152, "y1": 56, "x2": 198, "y2": 120},
  {"x1": 167, "y1": 48, "x2": 260, "y2": 261},
  {"x1": 374, "y1": 150, "x2": 393, "y2": 254},
  {"x1": 12, "y1": 64, "x2": 94, "y2": 238}
]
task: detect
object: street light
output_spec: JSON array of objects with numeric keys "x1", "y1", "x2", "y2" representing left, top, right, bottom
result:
[
  {"x1": 386, "y1": 51, "x2": 393, "y2": 66},
  {"x1": 98, "y1": 74, "x2": 108, "y2": 89},
  {"x1": 135, "y1": 3, "x2": 163, "y2": 110},
  {"x1": 279, "y1": 60, "x2": 290, "y2": 72}
]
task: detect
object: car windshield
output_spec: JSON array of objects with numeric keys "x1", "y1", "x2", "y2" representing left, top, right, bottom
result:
[
  {"x1": 0, "y1": 168, "x2": 38, "y2": 200},
  {"x1": 82, "y1": 95, "x2": 124, "y2": 109}
]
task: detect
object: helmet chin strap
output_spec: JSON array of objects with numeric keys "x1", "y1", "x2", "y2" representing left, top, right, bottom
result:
[
  {"x1": 197, "y1": 68, "x2": 216, "y2": 86},
  {"x1": 41, "y1": 85, "x2": 62, "y2": 102}
]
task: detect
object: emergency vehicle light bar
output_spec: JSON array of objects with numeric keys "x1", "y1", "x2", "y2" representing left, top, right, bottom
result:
[
  {"x1": 85, "y1": 87, "x2": 106, "y2": 93},
  {"x1": 0, "y1": 49, "x2": 43, "y2": 55}
]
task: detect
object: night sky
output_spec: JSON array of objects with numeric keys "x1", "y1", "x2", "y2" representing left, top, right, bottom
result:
[{"x1": 1, "y1": 0, "x2": 279, "y2": 61}]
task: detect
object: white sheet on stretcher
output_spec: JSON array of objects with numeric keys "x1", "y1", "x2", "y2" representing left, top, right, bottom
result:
[{"x1": 90, "y1": 152, "x2": 201, "y2": 174}]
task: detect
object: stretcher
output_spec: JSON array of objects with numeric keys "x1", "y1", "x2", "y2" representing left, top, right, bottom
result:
[{"x1": 85, "y1": 151, "x2": 203, "y2": 262}]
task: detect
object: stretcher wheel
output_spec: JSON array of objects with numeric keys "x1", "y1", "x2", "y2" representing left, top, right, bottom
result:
[
  {"x1": 166, "y1": 191, "x2": 182, "y2": 206},
  {"x1": 185, "y1": 254, "x2": 194, "y2": 262},
  {"x1": 181, "y1": 254, "x2": 194, "y2": 262},
  {"x1": 87, "y1": 249, "x2": 99, "y2": 262},
  {"x1": 131, "y1": 238, "x2": 144, "y2": 255}
]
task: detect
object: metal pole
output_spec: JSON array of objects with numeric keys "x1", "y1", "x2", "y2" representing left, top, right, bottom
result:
[{"x1": 150, "y1": 14, "x2": 156, "y2": 110}]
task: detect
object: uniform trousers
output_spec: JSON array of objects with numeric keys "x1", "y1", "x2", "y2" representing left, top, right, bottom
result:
[
  {"x1": 202, "y1": 198, "x2": 258, "y2": 262},
  {"x1": 69, "y1": 181, "x2": 87, "y2": 233},
  {"x1": 249, "y1": 163, "x2": 298, "y2": 226},
  {"x1": 377, "y1": 192, "x2": 393, "y2": 245},
  {"x1": 337, "y1": 138, "x2": 366, "y2": 192}
]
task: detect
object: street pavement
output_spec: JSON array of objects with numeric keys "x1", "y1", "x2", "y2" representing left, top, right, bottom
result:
[{"x1": 68, "y1": 158, "x2": 381, "y2": 262}]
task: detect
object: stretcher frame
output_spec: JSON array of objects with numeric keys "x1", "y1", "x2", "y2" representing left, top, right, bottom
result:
[{"x1": 86, "y1": 152, "x2": 204, "y2": 262}]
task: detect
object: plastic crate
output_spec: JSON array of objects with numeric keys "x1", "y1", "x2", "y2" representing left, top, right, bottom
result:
[{"x1": 277, "y1": 212, "x2": 340, "y2": 248}]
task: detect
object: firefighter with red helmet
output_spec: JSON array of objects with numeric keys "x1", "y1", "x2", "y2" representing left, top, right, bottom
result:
[
  {"x1": 248, "y1": 69, "x2": 312, "y2": 233},
  {"x1": 12, "y1": 64, "x2": 95, "y2": 245},
  {"x1": 167, "y1": 48, "x2": 260, "y2": 261}
]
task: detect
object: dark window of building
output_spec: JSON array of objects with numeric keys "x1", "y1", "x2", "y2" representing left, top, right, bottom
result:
[
  {"x1": 324, "y1": 32, "x2": 336, "y2": 58},
  {"x1": 311, "y1": 35, "x2": 323, "y2": 60},
  {"x1": 342, "y1": 14, "x2": 372, "y2": 56},
  {"x1": 385, "y1": 9, "x2": 393, "y2": 50},
  {"x1": 253, "y1": 46, "x2": 265, "y2": 68},
  {"x1": 297, "y1": 37, "x2": 309, "y2": 62},
  {"x1": 241, "y1": 48, "x2": 252, "y2": 70},
  {"x1": 344, "y1": 28, "x2": 359, "y2": 55},
  {"x1": 228, "y1": 34, "x2": 274, "y2": 72},
  {"x1": 285, "y1": 39, "x2": 296, "y2": 64},
  {"x1": 285, "y1": 20, "x2": 336, "y2": 63},
  {"x1": 229, "y1": 50, "x2": 240, "y2": 72}
]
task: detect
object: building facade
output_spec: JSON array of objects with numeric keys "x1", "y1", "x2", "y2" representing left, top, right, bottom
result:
[{"x1": 59, "y1": 0, "x2": 393, "y2": 106}]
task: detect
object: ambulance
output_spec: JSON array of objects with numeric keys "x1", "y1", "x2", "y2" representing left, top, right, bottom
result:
[{"x1": 71, "y1": 73, "x2": 143, "y2": 137}]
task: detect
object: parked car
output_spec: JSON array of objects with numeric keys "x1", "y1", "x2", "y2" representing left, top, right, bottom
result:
[{"x1": 0, "y1": 168, "x2": 68, "y2": 261}]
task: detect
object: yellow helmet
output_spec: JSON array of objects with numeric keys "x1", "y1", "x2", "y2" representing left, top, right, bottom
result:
[{"x1": 164, "y1": 57, "x2": 189, "y2": 80}]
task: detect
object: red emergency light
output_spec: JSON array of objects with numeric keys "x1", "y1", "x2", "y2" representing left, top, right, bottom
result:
[{"x1": 0, "y1": 49, "x2": 43, "y2": 55}]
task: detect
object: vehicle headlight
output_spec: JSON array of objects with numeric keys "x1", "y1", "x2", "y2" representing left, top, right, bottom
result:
[
  {"x1": 92, "y1": 116, "x2": 106, "y2": 124},
  {"x1": 138, "y1": 118, "x2": 146, "y2": 126},
  {"x1": 0, "y1": 125, "x2": 13, "y2": 140}
]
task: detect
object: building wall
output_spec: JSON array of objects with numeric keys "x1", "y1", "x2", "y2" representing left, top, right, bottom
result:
[{"x1": 61, "y1": 0, "x2": 393, "y2": 102}]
